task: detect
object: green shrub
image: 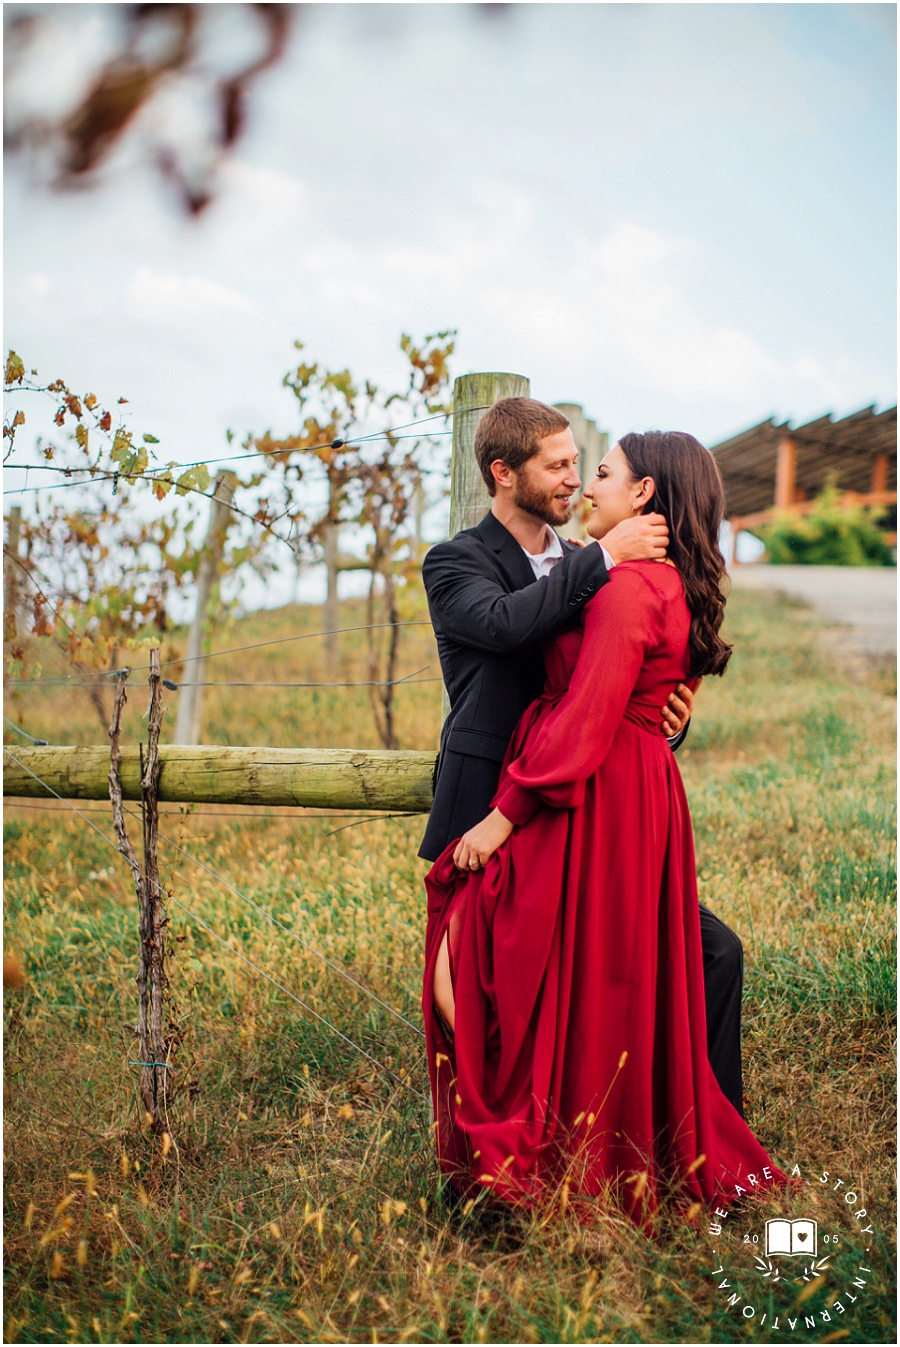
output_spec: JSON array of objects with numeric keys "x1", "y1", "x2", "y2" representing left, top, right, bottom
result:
[{"x1": 756, "y1": 484, "x2": 896, "y2": 565}]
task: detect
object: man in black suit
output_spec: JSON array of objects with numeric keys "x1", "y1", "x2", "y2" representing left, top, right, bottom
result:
[{"x1": 419, "y1": 396, "x2": 746, "y2": 1117}]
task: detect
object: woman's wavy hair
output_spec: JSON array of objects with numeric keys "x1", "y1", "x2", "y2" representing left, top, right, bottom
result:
[{"x1": 618, "y1": 431, "x2": 733, "y2": 677}]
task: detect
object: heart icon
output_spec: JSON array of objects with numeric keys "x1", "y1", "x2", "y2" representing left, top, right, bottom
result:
[{"x1": 797, "y1": 1232, "x2": 808, "y2": 1242}]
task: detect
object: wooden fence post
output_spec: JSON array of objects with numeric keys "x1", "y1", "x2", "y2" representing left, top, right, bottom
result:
[
  {"x1": 323, "y1": 513, "x2": 340, "y2": 672},
  {"x1": 443, "y1": 373, "x2": 529, "y2": 719},
  {"x1": 4, "y1": 506, "x2": 22, "y2": 641},
  {"x1": 449, "y1": 373, "x2": 530, "y2": 538},
  {"x1": 174, "y1": 471, "x2": 238, "y2": 745},
  {"x1": 108, "y1": 651, "x2": 174, "y2": 1131}
]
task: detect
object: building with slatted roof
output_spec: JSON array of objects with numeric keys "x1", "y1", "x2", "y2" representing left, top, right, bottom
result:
[{"x1": 709, "y1": 405, "x2": 896, "y2": 557}]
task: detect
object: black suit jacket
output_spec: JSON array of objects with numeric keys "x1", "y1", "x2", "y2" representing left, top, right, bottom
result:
[{"x1": 418, "y1": 511, "x2": 611, "y2": 861}]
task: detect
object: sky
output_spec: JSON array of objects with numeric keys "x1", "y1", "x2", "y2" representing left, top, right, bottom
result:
[{"x1": 4, "y1": 1, "x2": 896, "y2": 600}]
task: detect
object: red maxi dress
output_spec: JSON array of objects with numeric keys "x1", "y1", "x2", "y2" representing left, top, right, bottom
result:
[{"x1": 423, "y1": 561, "x2": 787, "y2": 1227}]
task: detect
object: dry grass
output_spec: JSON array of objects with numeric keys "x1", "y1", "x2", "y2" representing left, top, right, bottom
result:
[{"x1": 4, "y1": 584, "x2": 896, "y2": 1343}]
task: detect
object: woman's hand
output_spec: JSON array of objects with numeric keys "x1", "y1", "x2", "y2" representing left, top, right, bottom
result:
[{"x1": 453, "y1": 808, "x2": 514, "y2": 872}]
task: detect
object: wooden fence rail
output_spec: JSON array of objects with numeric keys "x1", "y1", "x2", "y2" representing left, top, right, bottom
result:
[{"x1": 4, "y1": 745, "x2": 436, "y2": 813}]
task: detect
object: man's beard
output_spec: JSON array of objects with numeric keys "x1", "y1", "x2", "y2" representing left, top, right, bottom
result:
[{"x1": 512, "y1": 474, "x2": 573, "y2": 526}]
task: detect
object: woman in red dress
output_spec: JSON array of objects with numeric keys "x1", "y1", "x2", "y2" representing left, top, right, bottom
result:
[{"x1": 423, "y1": 431, "x2": 787, "y2": 1228}]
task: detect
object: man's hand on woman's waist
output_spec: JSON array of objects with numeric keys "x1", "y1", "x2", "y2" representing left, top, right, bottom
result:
[{"x1": 662, "y1": 681, "x2": 698, "y2": 738}]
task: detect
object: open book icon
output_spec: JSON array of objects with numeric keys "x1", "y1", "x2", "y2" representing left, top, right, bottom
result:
[{"x1": 765, "y1": 1218, "x2": 817, "y2": 1257}]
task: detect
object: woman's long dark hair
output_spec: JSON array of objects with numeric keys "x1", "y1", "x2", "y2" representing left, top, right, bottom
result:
[{"x1": 618, "y1": 431, "x2": 733, "y2": 677}]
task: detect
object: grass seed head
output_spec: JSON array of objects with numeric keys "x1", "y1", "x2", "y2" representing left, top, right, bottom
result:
[
  {"x1": 3, "y1": 952, "x2": 26, "y2": 988},
  {"x1": 76, "y1": 1240, "x2": 88, "y2": 1267},
  {"x1": 39, "y1": 1217, "x2": 74, "y2": 1246}
]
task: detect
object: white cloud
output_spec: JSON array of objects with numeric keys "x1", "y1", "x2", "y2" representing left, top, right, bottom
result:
[
  {"x1": 16, "y1": 272, "x2": 52, "y2": 300},
  {"x1": 218, "y1": 160, "x2": 308, "y2": 238},
  {"x1": 127, "y1": 266, "x2": 255, "y2": 325},
  {"x1": 269, "y1": 202, "x2": 845, "y2": 417}
]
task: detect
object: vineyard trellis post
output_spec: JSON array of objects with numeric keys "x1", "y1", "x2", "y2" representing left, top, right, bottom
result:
[
  {"x1": 173, "y1": 470, "x2": 238, "y2": 745},
  {"x1": 107, "y1": 648, "x2": 175, "y2": 1131},
  {"x1": 442, "y1": 371, "x2": 529, "y2": 716},
  {"x1": 4, "y1": 505, "x2": 22, "y2": 641},
  {"x1": 448, "y1": 372, "x2": 530, "y2": 537},
  {"x1": 323, "y1": 511, "x2": 340, "y2": 671}
]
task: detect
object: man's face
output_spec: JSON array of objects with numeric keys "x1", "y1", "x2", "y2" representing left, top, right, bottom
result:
[{"x1": 511, "y1": 428, "x2": 581, "y2": 526}]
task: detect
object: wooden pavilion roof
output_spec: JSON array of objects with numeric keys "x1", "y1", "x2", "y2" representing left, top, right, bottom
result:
[{"x1": 709, "y1": 405, "x2": 897, "y2": 517}]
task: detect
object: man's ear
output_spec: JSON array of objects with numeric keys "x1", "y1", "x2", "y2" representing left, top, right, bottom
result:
[{"x1": 491, "y1": 460, "x2": 514, "y2": 492}]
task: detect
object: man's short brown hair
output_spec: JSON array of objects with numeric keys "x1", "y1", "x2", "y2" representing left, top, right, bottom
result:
[{"x1": 474, "y1": 398, "x2": 570, "y2": 495}]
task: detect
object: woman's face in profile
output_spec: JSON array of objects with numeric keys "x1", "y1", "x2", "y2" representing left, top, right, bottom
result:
[{"x1": 584, "y1": 443, "x2": 654, "y2": 540}]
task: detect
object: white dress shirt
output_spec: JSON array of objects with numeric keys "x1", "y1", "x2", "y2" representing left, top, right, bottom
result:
[{"x1": 522, "y1": 528, "x2": 614, "y2": 580}]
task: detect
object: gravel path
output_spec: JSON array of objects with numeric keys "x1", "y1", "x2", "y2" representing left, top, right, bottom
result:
[{"x1": 727, "y1": 565, "x2": 897, "y2": 660}]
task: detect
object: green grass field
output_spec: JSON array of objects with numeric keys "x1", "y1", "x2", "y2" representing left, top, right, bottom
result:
[{"x1": 3, "y1": 582, "x2": 896, "y2": 1344}]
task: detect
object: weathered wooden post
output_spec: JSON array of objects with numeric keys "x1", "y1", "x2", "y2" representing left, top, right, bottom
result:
[
  {"x1": 108, "y1": 650, "x2": 174, "y2": 1131},
  {"x1": 448, "y1": 373, "x2": 530, "y2": 538},
  {"x1": 4, "y1": 505, "x2": 22, "y2": 641},
  {"x1": 323, "y1": 499, "x2": 340, "y2": 673},
  {"x1": 442, "y1": 373, "x2": 529, "y2": 718},
  {"x1": 174, "y1": 471, "x2": 237, "y2": 745}
]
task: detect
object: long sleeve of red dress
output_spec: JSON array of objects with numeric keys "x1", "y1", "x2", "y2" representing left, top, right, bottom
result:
[{"x1": 495, "y1": 567, "x2": 667, "y2": 825}]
